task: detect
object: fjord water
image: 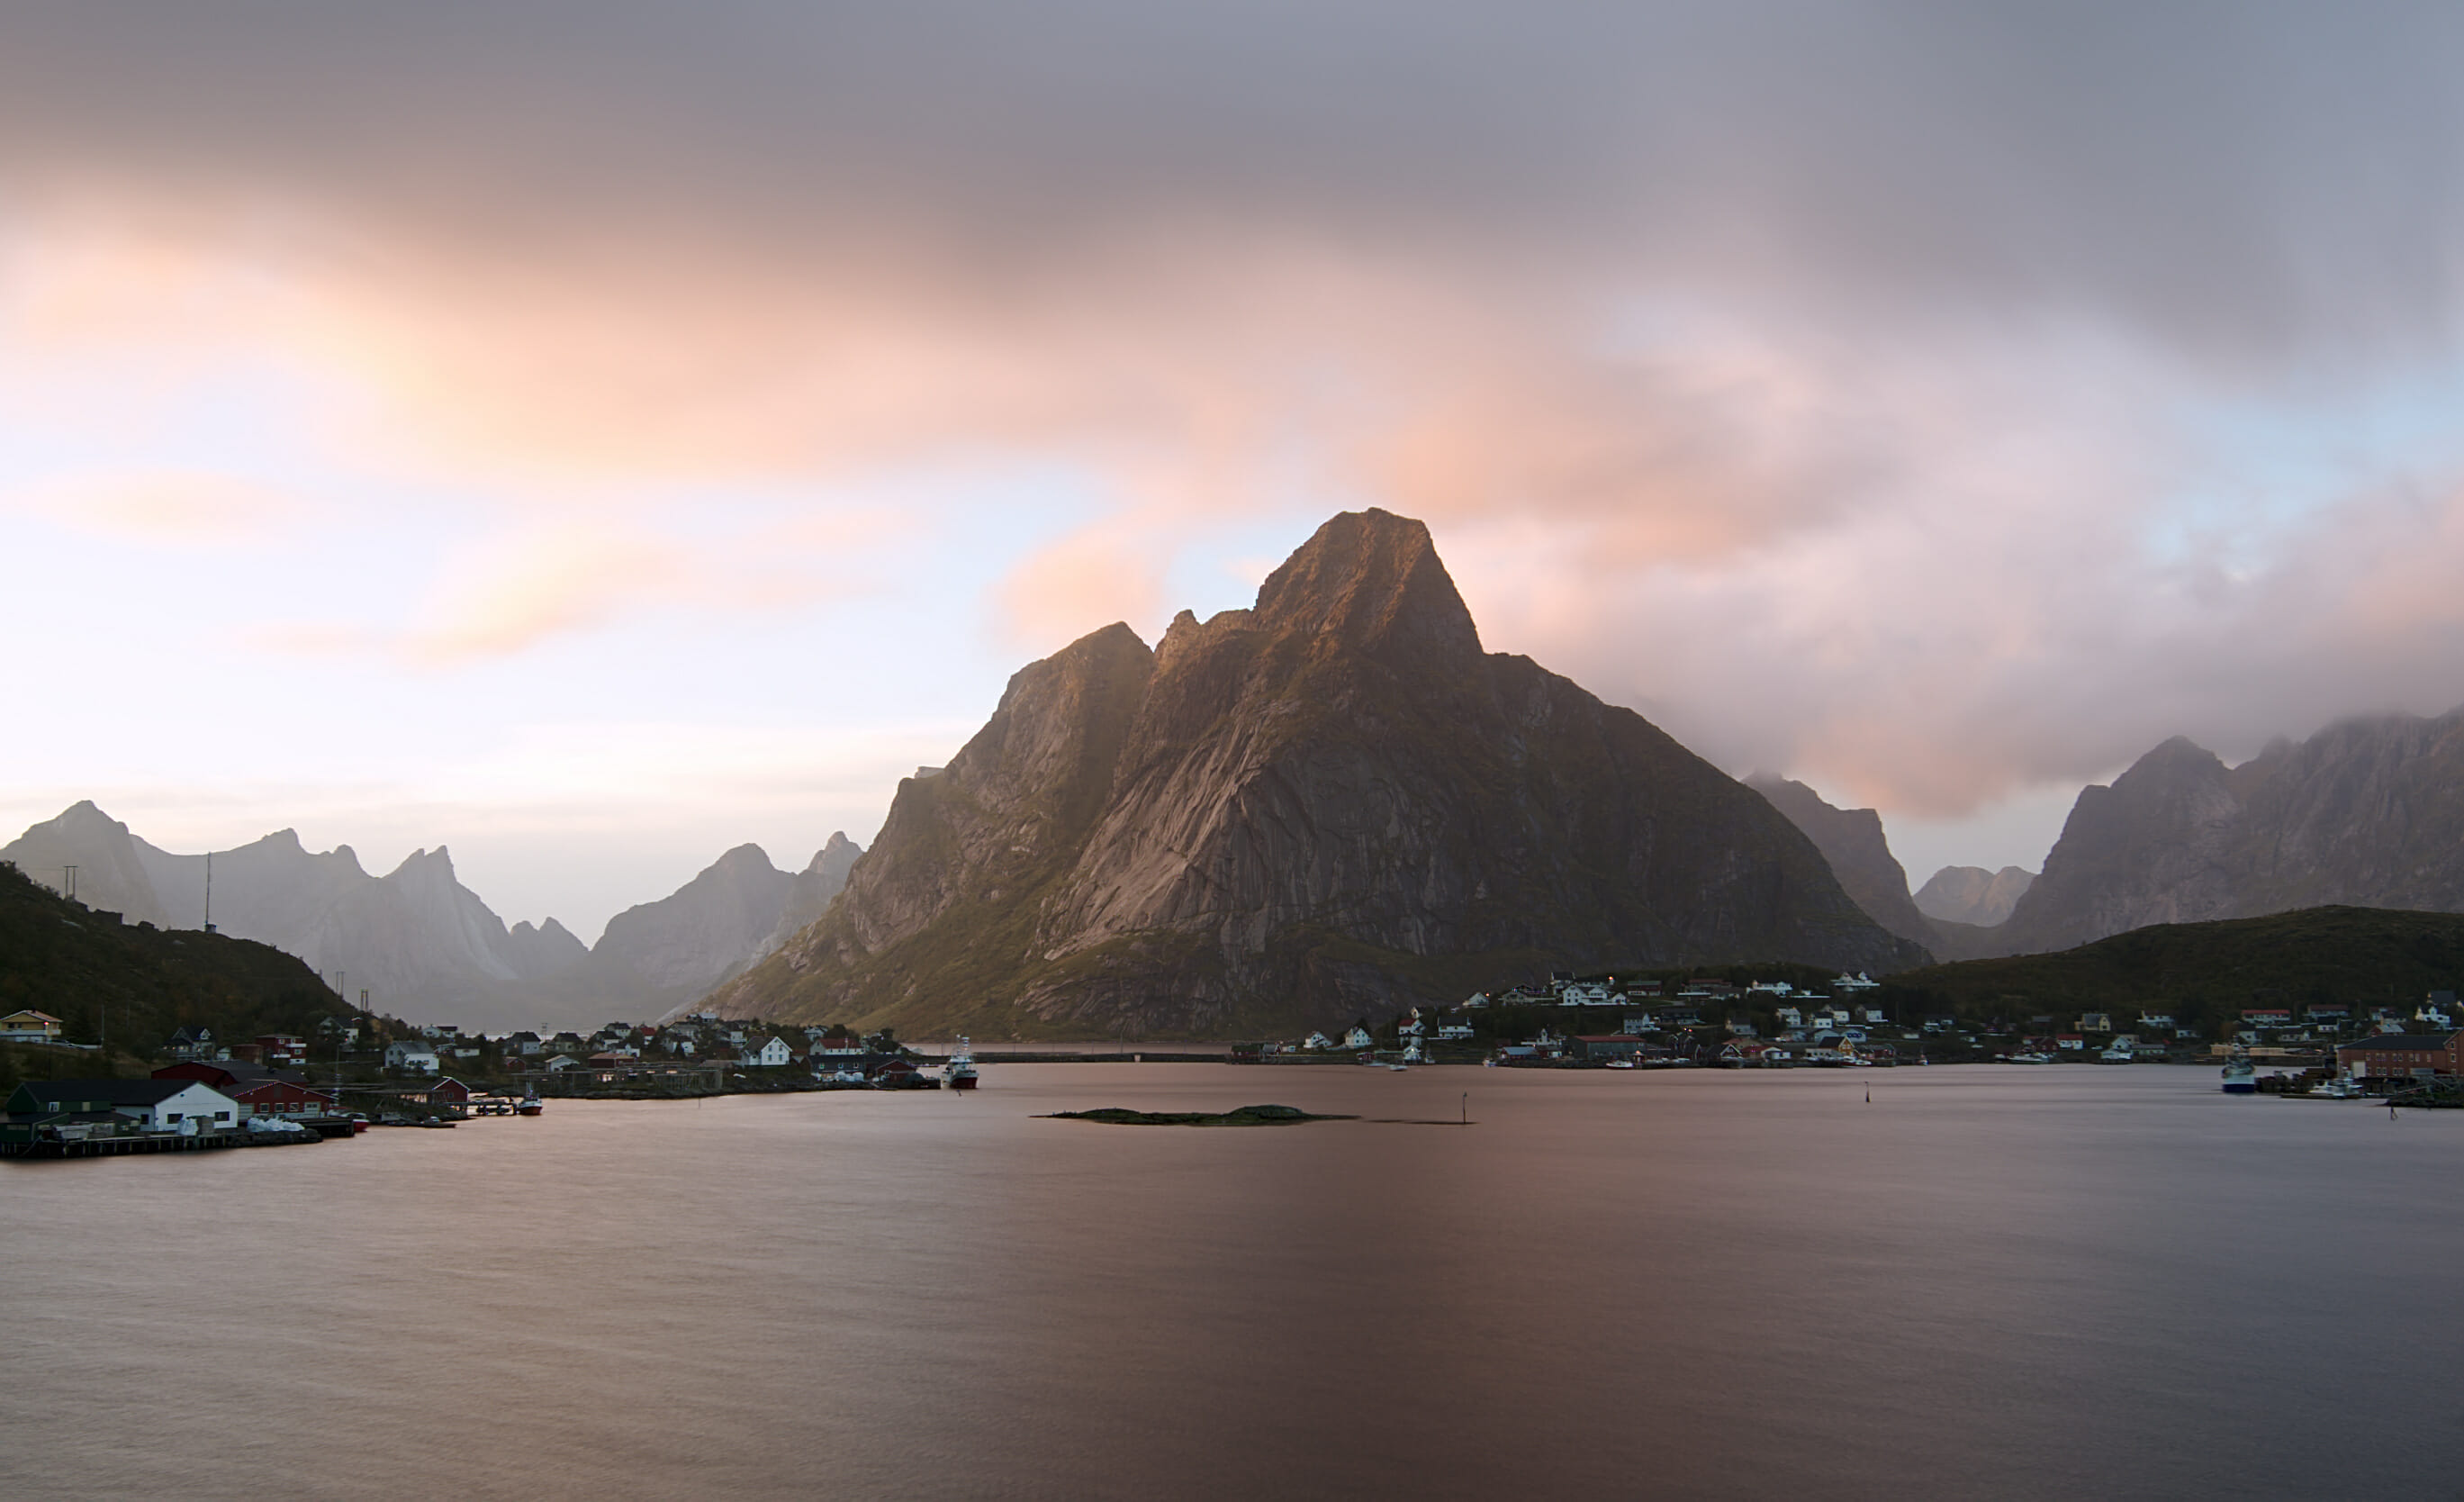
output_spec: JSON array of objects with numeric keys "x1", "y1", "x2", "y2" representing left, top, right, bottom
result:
[{"x1": 6, "y1": 1067, "x2": 2458, "y2": 1500}]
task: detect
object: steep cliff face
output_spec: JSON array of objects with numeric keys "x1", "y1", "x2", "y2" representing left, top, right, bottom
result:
[
  {"x1": 716, "y1": 509, "x2": 1926, "y2": 1036},
  {"x1": 1994, "y1": 709, "x2": 2464, "y2": 954},
  {"x1": 1912, "y1": 865, "x2": 2035, "y2": 927},
  {"x1": 1997, "y1": 737, "x2": 2245, "y2": 954},
  {"x1": 1745, "y1": 775, "x2": 1936, "y2": 947}
]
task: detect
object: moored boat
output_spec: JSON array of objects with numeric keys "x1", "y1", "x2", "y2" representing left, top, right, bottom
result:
[
  {"x1": 515, "y1": 1087, "x2": 544, "y2": 1117},
  {"x1": 947, "y1": 1036, "x2": 979, "y2": 1091},
  {"x1": 2221, "y1": 1045, "x2": 2258, "y2": 1095}
]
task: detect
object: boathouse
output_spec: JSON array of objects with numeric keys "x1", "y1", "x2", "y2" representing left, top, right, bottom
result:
[{"x1": 6, "y1": 1079, "x2": 240, "y2": 1132}]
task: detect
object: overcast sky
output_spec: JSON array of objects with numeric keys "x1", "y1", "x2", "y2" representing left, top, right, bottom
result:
[{"x1": 5, "y1": 2, "x2": 2463, "y2": 937}]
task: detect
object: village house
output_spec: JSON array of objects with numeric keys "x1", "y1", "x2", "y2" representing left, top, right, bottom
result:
[
  {"x1": 228, "y1": 1078, "x2": 338, "y2": 1119},
  {"x1": 745, "y1": 1036, "x2": 796, "y2": 1068},
  {"x1": 2078, "y1": 1013, "x2": 2113, "y2": 1033},
  {"x1": 384, "y1": 1041, "x2": 441, "y2": 1075},
  {"x1": 1436, "y1": 1020, "x2": 1476, "y2": 1041},
  {"x1": 165, "y1": 1025, "x2": 214, "y2": 1059},
  {"x1": 1342, "y1": 1026, "x2": 1375, "y2": 1051},
  {"x1": 0, "y1": 1009, "x2": 65, "y2": 1044}
]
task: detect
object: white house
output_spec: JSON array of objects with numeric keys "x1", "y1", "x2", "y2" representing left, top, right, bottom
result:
[
  {"x1": 1341, "y1": 1026, "x2": 1375, "y2": 1050},
  {"x1": 384, "y1": 1041, "x2": 441, "y2": 1075},
  {"x1": 1437, "y1": 1022, "x2": 1476, "y2": 1041},
  {"x1": 745, "y1": 1036, "x2": 794, "y2": 1068},
  {"x1": 1303, "y1": 1031, "x2": 1335, "y2": 1052}
]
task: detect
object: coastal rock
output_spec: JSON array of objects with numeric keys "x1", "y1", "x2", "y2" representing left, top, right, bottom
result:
[{"x1": 714, "y1": 508, "x2": 1928, "y2": 1036}]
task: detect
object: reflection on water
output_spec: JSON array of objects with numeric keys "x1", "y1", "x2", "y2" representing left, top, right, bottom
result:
[{"x1": 6, "y1": 1065, "x2": 2459, "y2": 1500}]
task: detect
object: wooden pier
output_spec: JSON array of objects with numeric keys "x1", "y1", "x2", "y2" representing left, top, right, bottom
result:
[{"x1": 0, "y1": 1128, "x2": 324, "y2": 1161}]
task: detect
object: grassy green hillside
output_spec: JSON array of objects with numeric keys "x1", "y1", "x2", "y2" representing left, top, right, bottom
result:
[
  {"x1": 1877, "y1": 905, "x2": 2464, "y2": 1032},
  {"x1": 0, "y1": 860, "x2": 356, "y2": 1080}
]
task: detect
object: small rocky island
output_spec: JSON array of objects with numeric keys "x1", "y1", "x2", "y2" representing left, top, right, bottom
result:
[{"x1": 1040, "y1": 1104, "x2": 1351, "y2": 1126}]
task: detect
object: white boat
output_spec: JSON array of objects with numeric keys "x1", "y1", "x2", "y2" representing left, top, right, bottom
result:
[
  {"x1": 946, "y1": 1036, "x2": 979, "y2": 1091},
  {"x1": 2221, "y1": 1045, "x2": 2258, "y2": 1095}
]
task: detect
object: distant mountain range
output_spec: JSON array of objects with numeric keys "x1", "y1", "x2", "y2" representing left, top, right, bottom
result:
[
  {"x1": 1989, "y1": 710, "x2": 2464, "y2": 954},
  {"x1": 712, "y1": 509, "x2": 1924, "y2": 1037},
  {"x1": 0, "y1": 803, "x2": 861, "y2": 1033},
  {"x1": 1765, "y1": 706, "x2": 2464, "y2": 965},
  {"x1": 22, "y1": 527, "x2": 2464, "y2": 1038},
  {"x1": 1913, "y1": 865, "x2": 2035, "y2": 928}
]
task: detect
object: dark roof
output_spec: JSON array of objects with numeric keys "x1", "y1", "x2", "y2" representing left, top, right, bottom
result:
[
  {"x1": 12, "y1": 1078, "x2": 221, "y2": 1108},
  {"x1": 2339, "y1": 1033, "x2": 2455, "y2": 1052}
]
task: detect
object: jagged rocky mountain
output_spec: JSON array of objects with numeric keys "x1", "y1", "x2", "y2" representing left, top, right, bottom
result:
[
  {"x1": 1913, "y1": 865, "x2": 2035, "y2": 928},
  {"x1": 1745, "y1": 775, "x2": 1936, "y2": 948},
  {"x1": 0, "y1": 802, "x2": 861, "y2": 1031},
  {"x1": 1990, "y1": 708, "x2": 2464, "y2": 955},
  {"x1": 714, "y1": 508, "x2": 1927, "y2": 1037}
]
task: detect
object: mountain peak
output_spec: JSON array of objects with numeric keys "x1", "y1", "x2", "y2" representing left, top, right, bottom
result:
[
  {"x1": 1252, "y1": 508, "x2": 1481, "y2": 663},
  {"x1": 711, "y1": 843, "x2": 778, "y2": 873}
]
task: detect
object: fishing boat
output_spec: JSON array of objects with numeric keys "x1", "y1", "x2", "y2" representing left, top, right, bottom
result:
[
  {"x1": 515, "y1": 1087, "x2": 544, "y2": 1117},
  {"x1": 2220, "y1": 1045, "x2": 2258, "y2": 1095},
  {"x1": 946, "y1": 1036, "x2": 979, "y2": 1091}
]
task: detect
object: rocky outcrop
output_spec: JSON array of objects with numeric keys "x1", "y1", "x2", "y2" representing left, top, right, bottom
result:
[
  {"x1": 1745, "y1": 775, "x2": 1936, "y2": 947},
  {"x1": 1912, "y1": 865, "x2": 2035, "y2": 927},
  {"x1": 714, "y1": 509, "x2": 1927, "y2": 1036},
  {"x1": 1993, "y1": 709, "x2": 2464, "y2": 954}
]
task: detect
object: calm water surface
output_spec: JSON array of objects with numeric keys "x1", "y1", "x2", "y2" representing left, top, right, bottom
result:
[{"x1": 6, "y1": 1064, "x2": 2460, "y2": 1500}]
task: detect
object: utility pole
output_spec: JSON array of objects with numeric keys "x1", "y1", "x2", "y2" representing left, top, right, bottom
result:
[
  {"x1": 62, "y1": 864, "x2": 77, "y2": 900},
  {"x1": 204, "y1": 851, "x2": 214, "y2": 933}
]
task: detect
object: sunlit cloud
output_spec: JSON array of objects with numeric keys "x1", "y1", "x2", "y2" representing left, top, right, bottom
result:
[
  {"x1": 5, "y1": 1, "x2": 2464, "y2": 900},
  {"x1": 13, "y1": 468, "x2": 304, "y2": 546}
]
